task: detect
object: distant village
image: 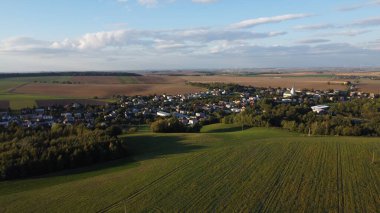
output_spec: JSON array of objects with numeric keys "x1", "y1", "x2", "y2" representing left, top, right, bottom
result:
[{"x1": 0, "y1": 84, "x2": 379, "y2": 129}]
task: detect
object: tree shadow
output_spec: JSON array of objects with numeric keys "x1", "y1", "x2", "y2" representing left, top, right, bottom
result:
[
  {"x1": 125, "y1": 134, "x2": 205, "y2": 161},
  {"x1": 2, "y1": 134, "x2": 204, "y2": 190},
  {"x1": 203, "y1": 126, "x2": 244, "y2": 133}
]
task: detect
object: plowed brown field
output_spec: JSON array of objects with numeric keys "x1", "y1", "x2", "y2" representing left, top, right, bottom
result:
[
  {"x1": 14, "y1": 83, "x2": 205, "y2": 98},
  {"x1": 181, "y1": 75, "x2": 347, "y2": 90},
  {"x1": 0, "y1": 101, "x2": 9, "y2": 109}
]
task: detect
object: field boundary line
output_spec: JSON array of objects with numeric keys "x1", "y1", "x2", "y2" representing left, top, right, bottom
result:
[{"x1": 6, "y1": 82, "x2": 29, "y2": 93}]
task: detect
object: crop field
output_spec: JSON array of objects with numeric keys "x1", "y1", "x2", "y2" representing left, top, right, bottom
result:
[
  {"x1": 0, "y1": 100, "x2": 9, "y2": 109},
  {"x1": 119, "y1": 76, "x2": 139, "y2": 84},
  {"x1": 0, "y1": 75, "x2": 206, "y2": 109},
  {"x1": 0, "y1": 80, "x2": 26, "y2": 93},
  {"x1": 181, "y1": 75, "x2": 348, "y2": 91},
  {"x1": 13, "y1": 83, "x2": 205, "y2": 98},
  {"x1": 71, "y1": 76, "x2": 121, "y2": 84},
  {"x1": 0, "y1": 126, "x2": 379, "y2": 212},
  {"x1": 36, "y1": 99, "x2": 108, "y2": 107},
  {"x1": 181, "y1": 75, "x2": 380, "y2": 93}
]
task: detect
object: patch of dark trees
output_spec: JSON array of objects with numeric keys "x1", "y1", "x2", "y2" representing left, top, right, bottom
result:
[
  {"x1": 0, "y1": 124, "x2": 126, "y2": 180},
  {"x1": 187, "y1": 82, "x2": 257, "y2": 93},
  {"x1": 150, "y1": 117, "x2": 202, "y2": 133}
]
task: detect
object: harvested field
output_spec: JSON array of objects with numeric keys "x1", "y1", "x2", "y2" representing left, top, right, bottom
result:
[
  {"x1": 36, "y1": 99, "x2": 108, "y2": 107},
  {"x1": 181, "y1": 75, "x2": 348, "y2": 91},
  {"x1": 71, "y1": 76, "x2": 121, "y2": 84},
  {"x1": 14, "y1": 83, "x2": 206, "y2": 98},
  {"x1": 0, "y1": 101, "x2": 9, "y2": 109},
  {"x1": 356, "y1": 79, "x2": 380, "y2": 93},
  {"x1": 335, "y1": 71, "x2": 380, "y2": 77}
]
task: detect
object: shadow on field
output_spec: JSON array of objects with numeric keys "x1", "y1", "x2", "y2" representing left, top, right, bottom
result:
[
  {"x1": 125, "y1": 134, "x2": 205, "y2": 160},
  {"x1": 1, "y1": 134, "x2": 203, "y2": 189},
  {"x1": 203, "y1": 126, "x2": 244, "y2": 133}
]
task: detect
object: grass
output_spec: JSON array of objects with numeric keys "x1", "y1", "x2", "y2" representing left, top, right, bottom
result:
[
  {"x1": 0, "y1": 126, "x2": 379, "y2": 212},
  {"x1": 119, "y1": 76, "x2": 139, "y2": 84},
  {"x1": 1, "y1": 76, "x2": 72, "y2": 83},
  {"x1": 0, "y1": 94, "x2": 76, "y2": 109},
  {"x1": 0, "y1": 77, "x2": 75, "y2": 109},
  {"x1": 201, "y1": 123, "x2": 243, "y2": 133}
]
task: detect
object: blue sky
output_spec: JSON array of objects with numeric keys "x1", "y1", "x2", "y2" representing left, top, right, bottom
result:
[{"x1": 0, "y1": 0, "x2": 380, "y2": 71}]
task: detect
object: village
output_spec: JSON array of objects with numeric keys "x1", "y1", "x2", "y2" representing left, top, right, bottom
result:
[{"x1": 0, "y1": 84, "x2": 379, "y2": 129}]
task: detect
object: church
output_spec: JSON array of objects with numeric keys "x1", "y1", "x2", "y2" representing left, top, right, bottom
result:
[{"x1": 283, "y1": 86, "x2": 296, "y2": 98}]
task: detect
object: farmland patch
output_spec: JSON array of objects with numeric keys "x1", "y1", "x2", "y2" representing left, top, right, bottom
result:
[
  {"x1": 0, "y1": 101, "x2": 9, "y2": 109},
  {"x1": 36, "y1": 99, "x2": 108, "y2": 107},
  {"x1": 12, "y1": 83, "x2": 206, "y2": 98},
  {"x1": 71, "y1": 76, "x2": 121, "y2": 84}
]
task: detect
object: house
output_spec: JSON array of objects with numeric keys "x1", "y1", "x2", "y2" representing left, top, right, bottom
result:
[
  {"x1": 188, "y1": 119, "x2": 198, "y2": 125},
  {"x1": 0, "y1": 121, "x2": 9, "y2": 127},
  {"x1": 311, "y1": 105, "x2": 330, "y2": 113},
  {"x1": 157, "y1": 111, "x2": 171, "y2": 117}
]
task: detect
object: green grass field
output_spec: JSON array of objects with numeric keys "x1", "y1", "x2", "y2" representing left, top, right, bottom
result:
[
  {"x1": 119, "y1": 76, "x2": 139, "y2": 84},
  {"x1": 0, "y1": 125, "x2": 379, "y2": 212}
]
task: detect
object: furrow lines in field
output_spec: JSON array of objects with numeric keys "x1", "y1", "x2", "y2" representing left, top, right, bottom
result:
[
  {"x1": 96, "y1": 152, "x2": 206, "y2": 213},
  {"x1": 178, "y1": 148, "x2": 240, "y2": 211},
  {"x1": 203, "y1": 145, "x2": 268, "y2": 211},
  {"x1": 132, "y1": 148, "x2": 231, "y2": 211},
  {"x1": 218, "y1": 143, "x2": 276, "y2": 211},
  {"x1": 257, "y1": 143, "x2": 302, "y2": 213},
  {"x1": 335, "y1": 143, "x2": 345, "y2": 213}
]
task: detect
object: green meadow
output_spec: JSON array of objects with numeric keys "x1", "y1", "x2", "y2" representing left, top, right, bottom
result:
[
  {"x1": 0, "y1": 125, "x2": 379, "y2": 212},
  {"x1": 118, "y1": 76, "x2": 139, "y2": 84}
]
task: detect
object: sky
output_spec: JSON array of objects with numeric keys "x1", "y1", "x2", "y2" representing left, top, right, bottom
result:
[{"x1": 0, "y1": 0, "x2": 380, "y2": 72}]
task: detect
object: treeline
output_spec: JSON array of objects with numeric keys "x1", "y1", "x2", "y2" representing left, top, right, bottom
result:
[
  {"x1": 223, "y1": 99, "x2": 380, "y2": 136},
  {"x1": 0, "y1": 72, "x2": 141, "y2": 79},
  {"x1": 150, "y1": 117, "x2": 202, "y2": 133},
  {"x1": 0, "y1": 124, "x2": 126, "y2": 180}
]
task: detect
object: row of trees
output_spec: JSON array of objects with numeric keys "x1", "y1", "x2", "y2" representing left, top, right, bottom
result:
[
  {"x1": 0, "y1": 124, "x2": 126, "y2": 180},
  {"x1": 150, "y1": 117, "x2": 202, "y2": 133}
]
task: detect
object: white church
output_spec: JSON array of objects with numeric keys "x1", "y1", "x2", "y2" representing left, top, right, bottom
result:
[{"x1": 283, "y1": 86, "x2": 296, "y2": 98}]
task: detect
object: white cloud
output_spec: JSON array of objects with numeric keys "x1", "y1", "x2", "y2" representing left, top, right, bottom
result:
[
  {"x1": 230, "y1": 14, "x2": 311, "y2": 29},
  {"x1": 319, "y1": 29, "x2": 371, "y2": 37},
  {"x1": 293, "y1": 24, "x2": 335, "y2": 31},
  {"x1": 352, "y1": 17, "x2": 380, "y2": 27},
  {"x1": 338, "y1": 0, "x2": 380, "y2": 12},
  {"x1": 137, "y1": 0, "x2": 158, "y2": 7},
  {"x1": 298, "y1": 39, "x2": 330, "y2": 44},
  {"x1": 51, "y1": 30, "x2": 129, "y2": 50},
  {"x1": 0, "y1": 37, "x2": 50, "y2": 52},
  {"x1": 45, "y1": 28, "x2": 287, "y2": 52}
]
